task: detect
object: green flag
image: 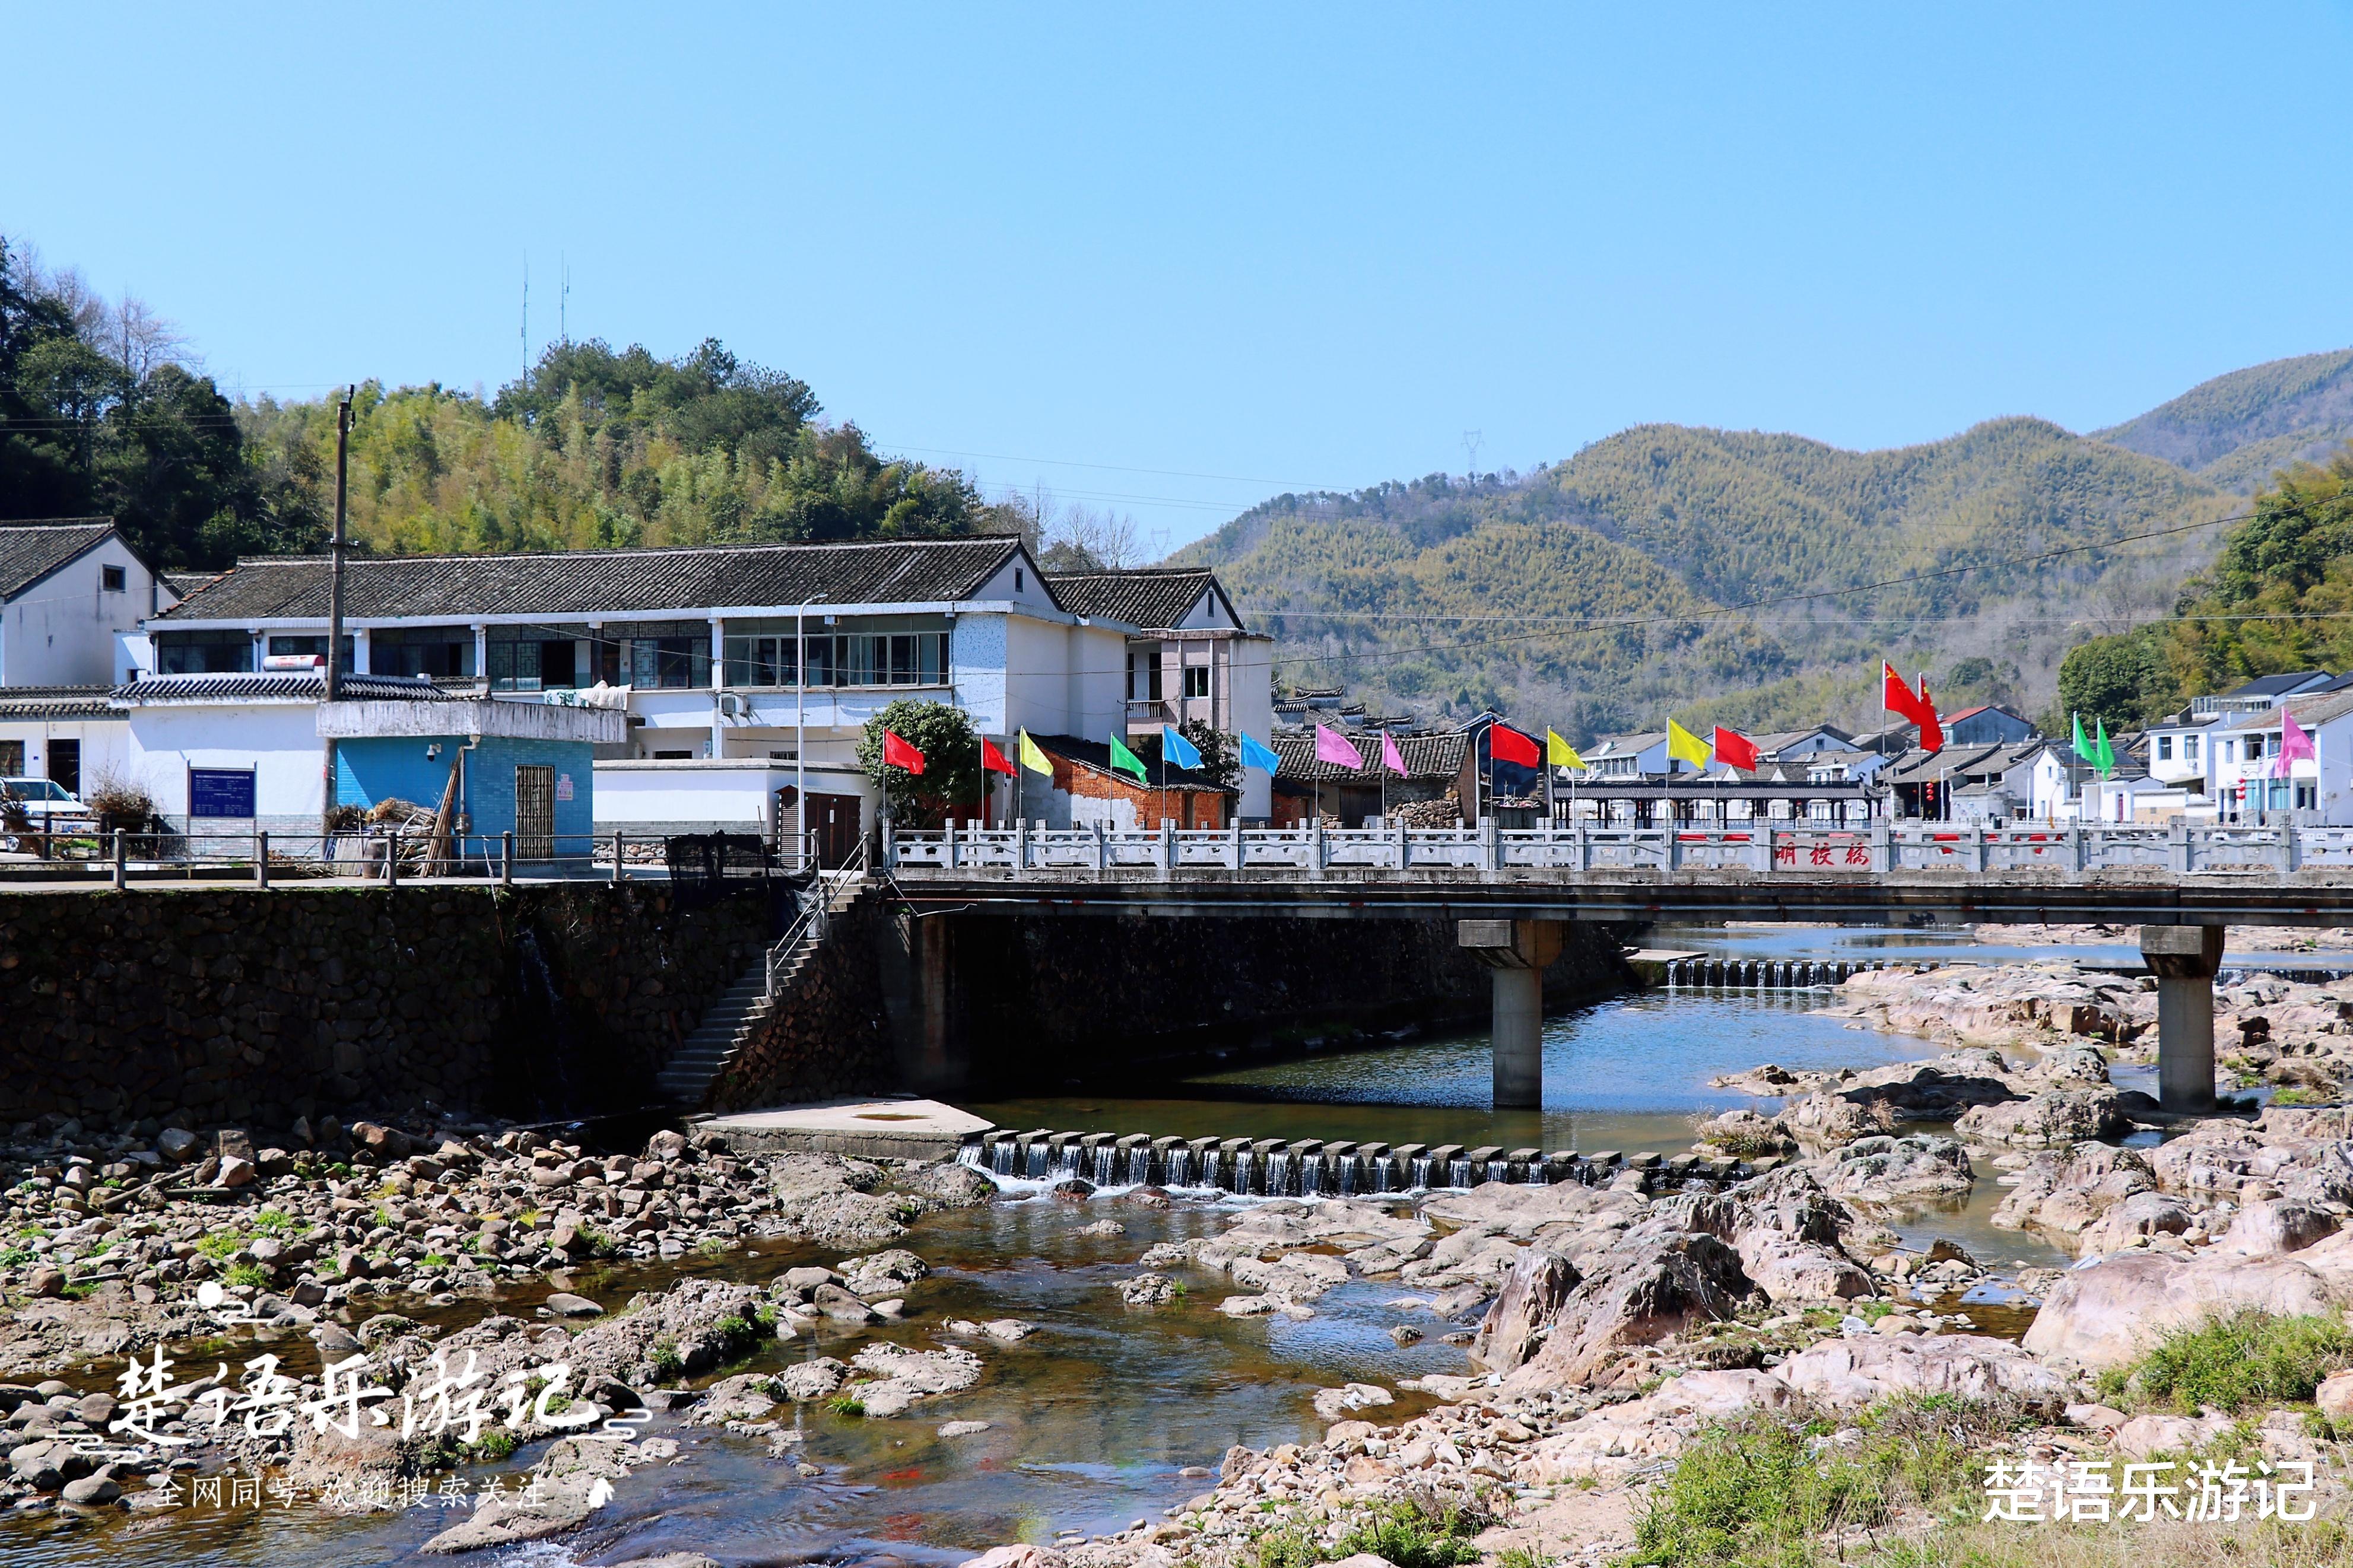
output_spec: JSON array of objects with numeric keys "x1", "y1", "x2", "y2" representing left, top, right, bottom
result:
[
  {"x1": 2092, "y1": 716, "x2": 2115, "y2": 778},
  {"x1": 1108, "y1": 733, "x2": 1149, "y2": 783},
  {"x1": 2072, "y1": 712, "x2": 2092, "y2": 765}
]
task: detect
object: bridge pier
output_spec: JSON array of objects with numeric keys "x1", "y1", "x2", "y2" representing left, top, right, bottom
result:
[
  {"x1": 1460, "y1": 919, "x2": 1562, "y2": 1109},
  {"x1": 2140, "y1": 924, "x2": 2224, "y2": 1115}
]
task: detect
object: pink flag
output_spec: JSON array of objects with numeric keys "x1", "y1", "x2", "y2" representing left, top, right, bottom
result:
[
  {"x1": 1314, "y1": 724, "x2": 1366, "y2": 771},
  {"x1": 1381, "y1": 730, "x2": 1408, "y2": 777},
  {"x1": 2275, "y1": 707, "x2": 2316, "y2": 778}
]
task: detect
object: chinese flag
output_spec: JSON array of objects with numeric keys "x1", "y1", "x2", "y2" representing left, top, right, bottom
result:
[
  {"x1": 1488, "y1": 724, "x2": 1541, "y2": 766},
  {"x1": 1711, "y1": 726, "x2": 1761, "y2": 771},
  {"x1": 980, "y1": 737, "x2": 1015, "y2": 776},
  {"x1": 882, "y1": 729, "x2": 926, "y2": 775},
  {"x1": 1881, "y1": 661, "x2": 1929, "y2": 725},
  {"x1": 1915, "y1": 676, "x2": 1944, "y2": 752}
]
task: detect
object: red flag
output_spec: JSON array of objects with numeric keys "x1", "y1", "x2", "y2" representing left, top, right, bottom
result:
[
  {"x1": 1914, "y1": 675, "x2": 1943, "y2": 752},
  {"x1": 1711, "y1": 726, "x2": 1761, "y2": 771},
  {"x1": 882, "y1": 729, "x2": 925, "y2": 774},
  {"x1": 1881, "y1": 661, "x2": 1929, "y2": 726},
  {"x1": 1488, "y1": 724, "x2": 1541, "y2": 766},
  {"x1": 980, "y1": 737, "x2": 1014, "y2": 776}
]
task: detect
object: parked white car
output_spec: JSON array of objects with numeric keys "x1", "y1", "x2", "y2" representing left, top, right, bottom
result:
[{"x1": 0, "y1": 777, "x2": 93, "y2": 841}]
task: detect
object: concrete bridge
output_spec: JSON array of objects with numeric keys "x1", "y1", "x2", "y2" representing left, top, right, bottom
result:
[{"x1": 885, "y1": 820, "x2": 2353, "y2": 1117}]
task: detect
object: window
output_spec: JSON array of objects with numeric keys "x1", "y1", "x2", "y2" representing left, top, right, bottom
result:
[
  {"x1": 2184, "y1": 734, "x2": 2200, "y2": 762},
  {"x1": 48, "y1": 740, "x2": 78, "y2": 796},
  {"x1": 2297, "y1": 783, "x2": 2318, "y2": 811},
  {"x1": 624, "y1": 626, "x2": 707, "y2": 689},
  {"x1": 2157, "y1": 736, "x2": 2173, "y2": 762},
  {"x1": 488, "y1": 638, "x2": 581, "y2": 692},
  {"x1": 1184, "y1": 664, "x2": 1211, "y2": 699},
  {"x1": 2249, "y1": 734, "x2": 2267, "y2": 760},
  {"x1": 723, "y1": 635, "x2": 798, "y2": 688},
  {"x1": 0, "y1": 742, "x2": 19, "y2": 774},
  {"x1": 372, "y1": 626, "x2": 475, "y2": 678},
  {"x1": 1015, "y1": 568, "x2": 1024, "y2": 592},
  {"x1": 100, "y1": 565, "x2": 125, "y2": 591},
  {"x1": 154, "y1": 630, "x2": 254, "y2": 674}
]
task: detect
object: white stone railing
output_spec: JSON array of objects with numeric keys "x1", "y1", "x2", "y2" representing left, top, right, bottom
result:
[{"x1": 882, "y1": 819, "x2": 2353, "y2": 879}]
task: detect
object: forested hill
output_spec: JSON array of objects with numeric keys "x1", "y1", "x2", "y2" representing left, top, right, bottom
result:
[
  {"x1": 0, "y1": 236, "x2": 1011, "y2": 568},
  {"x1": 2095, "y1": 348, "x2": 2353, "y2": 494},
  {"x1": 1178, "y1": 418, "x2": 2238, "y2": 740}
]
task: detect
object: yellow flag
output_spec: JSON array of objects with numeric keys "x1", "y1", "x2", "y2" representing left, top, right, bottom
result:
[
  {"x1": 1547, "y1": 729, "x2": 1584, "y2": 770},
  {"x1": 1666, "y1": 718, "x2": 1712, "y2": 770},
  {"x1": 1018, "y1": 729, "x2": 1053, "y2": 776}
]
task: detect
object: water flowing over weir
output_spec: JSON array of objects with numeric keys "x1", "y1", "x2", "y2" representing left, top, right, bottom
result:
[
  {"x1": 955, "y1": 1130, "x2": 1768, "y2": 1197},
  {"x1": 1661, "y1": 955, "x2": 1887, "y2": 988}
]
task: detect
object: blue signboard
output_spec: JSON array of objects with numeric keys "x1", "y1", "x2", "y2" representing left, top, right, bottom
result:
[{"x1": 189, "y1": 767, "x2": 258, "y2": 819}]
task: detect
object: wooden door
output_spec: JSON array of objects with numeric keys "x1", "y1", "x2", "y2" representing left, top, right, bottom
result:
[
  {"x1": 810, "y1": 792, "x2": 861, "y2": 869},
  {"x1": 515, "y1": 765, "x2": 555, "y2": 859}
]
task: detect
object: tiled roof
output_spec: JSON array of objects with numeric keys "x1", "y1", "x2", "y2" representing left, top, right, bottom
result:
[
  {"x1": 2230, "y1": 691, "x2": 2353, "y2": 731},
  {"x1": 1044, "y1": 568, "x2": 1236, "y2": 631},
  {"x1": 155, "y1": 536, "x2": 1030, "y2": 624},
  {"x1": 0, "y1": 685, "x2": 116, "y2": 719},
  {"x1": 113, "y1": 673, "x2": 453, "y2": 705},
  {"x1": 0, "y1": 520, "x2": 113, "y2": 600},
  {"x1": 1269, "y1": 728, "x2": 1466, "y2": 783},
  {"x1": 2227, "y1": 671, "x2": 2332, "y2": 698},
  {"x1": 161, "y1": 571, "x2": 221, "y2": 600}
]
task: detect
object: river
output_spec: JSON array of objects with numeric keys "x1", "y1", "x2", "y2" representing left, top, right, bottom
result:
[{"x1": 8, "y1": 922, "x2": 2077, "y2": 1568}]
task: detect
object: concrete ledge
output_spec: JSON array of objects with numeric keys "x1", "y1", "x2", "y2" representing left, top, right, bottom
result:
[{"x1": 696, "y1": 1097, "x2": 992, "y2": 1160}]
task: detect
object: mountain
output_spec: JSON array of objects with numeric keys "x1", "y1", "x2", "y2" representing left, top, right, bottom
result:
[
  {"x1": 1180, "y1": 416, "x2": 2237, "y2": 740},
  {"x1": 2096, "y1": 348, "x2": 2353, "y2": 494}
]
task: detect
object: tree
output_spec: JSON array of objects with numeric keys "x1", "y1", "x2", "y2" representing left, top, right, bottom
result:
[
  {"x1": 856, "y1": 700, "x2": 982, "y2": 827},
  {"x1": 2056, "y1": 629, "x2": 2175, "y2": 731}
]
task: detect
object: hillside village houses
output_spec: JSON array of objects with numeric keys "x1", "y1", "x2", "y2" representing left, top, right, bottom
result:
[{"x1": 12, "y1": 514, "x2": 2353, "y2": 843}]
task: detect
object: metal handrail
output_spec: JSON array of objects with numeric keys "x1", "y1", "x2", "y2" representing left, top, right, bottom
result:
[{"x1": 764, "y1": 837, "x2": 867, "y2": 995}]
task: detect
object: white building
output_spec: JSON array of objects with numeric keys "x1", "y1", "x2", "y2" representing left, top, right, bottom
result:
[
  {"x1": 142, "y1": 537, "x2": 1250, "y2": 857},
  {"x1": 2211, "y1": 692, "x2": 2353, "y2": 824},
  {"x1": 1, "y1": 520, "x2": 177, "y2": 688}
]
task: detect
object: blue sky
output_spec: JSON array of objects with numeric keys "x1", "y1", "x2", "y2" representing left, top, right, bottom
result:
[{"x1": 9, "y1": 4, "x2": 2352, "y2": 551}]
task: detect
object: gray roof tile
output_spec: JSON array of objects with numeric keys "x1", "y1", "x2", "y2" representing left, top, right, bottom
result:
[
  {"x1": 1271, "y1": 728, "x2": 1466, "y2": 783},
  {"x1": 1044, "y1": 568, "x2": 1236, "y2": 631},
  {"x1": 115, "y1": 673, "x2": 453, "y2": 704},
  {"x1": 157, "y1": 536, "x2": 1032, "y2": 624},
  {"x1": 0, "y1": 520, "x2": 113, "y2": 600}
]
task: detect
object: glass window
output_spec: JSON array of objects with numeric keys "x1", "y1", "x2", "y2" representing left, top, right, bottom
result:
[
  {"x1": 1184, "y1": 664, "x2": 1211, "y2": 699},
  {"x1": 2157, "y1": 736, "x2": 2172, "y2": 761},
  {"x1": 723, "y1": 635, "x2": 796, "y2": 687},
  {"x1": 155, "y1": 631, "x2": 253, "y2": 674},
  {"x1": 2185, "y1": 734, "x2": 2200, "y2": 761},
  {"x1": 101, "y1": 565, "x2": 125, "y2": 591}
]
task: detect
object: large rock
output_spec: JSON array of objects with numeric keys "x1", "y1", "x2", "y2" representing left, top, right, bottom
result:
[
  {"x1": 1472, "y1": 1249, "x2": 1582, "y2": 1371},
  {"x1": 1735, "y1": 1233, "x2": 1872, "y2": 1304},
  {"x1": 2075, "y1": 1191, "x2": 2196, "y2": 1256},
  {"x1": 1814, "y1": 1135, "x2": 1973, "y2": 1206},
  {"x1": 1778, "y1": 1332, "x2": 2071, "y2": 1407},
  {"x1": 420, "y1": 1437, "x2": 633, "y2": 1553},
  {"x1": 1497, "y1": 1220, "x2": 1754, "y2": 1392},
  {"x1": 2022, "y1": 1251, "x2": 2349, "y2": 1367},
  {"x1": 1954, "y1": 1089, "x2": 2130, "y2": 1147},
  {"x1": 2224, "y1": 1200, "x2": 2346, "y2": 1257},
  {"x1": 844, "y1": 1343, "x2": 983, "y2": 1417}
]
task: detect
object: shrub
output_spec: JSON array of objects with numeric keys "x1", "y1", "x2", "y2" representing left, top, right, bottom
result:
[
  {"x1": 826, "y1": 1393, "x2": 866, "y2": 1418},
  {"x1": 1630, "y1": 1403, "x2": 1983, "y2": 1567},
  {"x1": 464, "y1": 1429, "x2": 519, "y2": 1462},
  {"x1": 1334, "y1": 1497, "x2": 1492, "y2": 1568},
  {"x1": 648, "y1": 1337, "x2": 685, "y2": 1382},
  {"x1": 223, "y1": 1262, "x2": 271, "y2": 1290},
  {"x1": 2100, "y1": 1309, "x2": 2353, "y2": 1414},
  {"x1": 196, "y1": 1232, "x2": 242, "y2": 1261}
]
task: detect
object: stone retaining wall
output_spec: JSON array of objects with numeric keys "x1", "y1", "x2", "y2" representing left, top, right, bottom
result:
[{"x1": 0, "y1": 884, "x2": 770, "y2": 1131}]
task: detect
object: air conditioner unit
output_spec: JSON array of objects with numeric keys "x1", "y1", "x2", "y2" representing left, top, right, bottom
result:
[{"x1": 718, "y1": 693, "x2": 748, "y2": 719}]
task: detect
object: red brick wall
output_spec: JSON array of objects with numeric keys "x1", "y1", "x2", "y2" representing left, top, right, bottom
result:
[{"x1": 1051, "y1": 758, "x2": 1226, "y2": 829}]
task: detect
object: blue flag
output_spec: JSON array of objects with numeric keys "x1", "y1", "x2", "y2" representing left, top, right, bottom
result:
[
  {"x1": 1238, "y1": 731, "x2": 1281, "y2": 773},
  {"x1": 1161, "y1": 724, "x2": 1203, "y2": 771}
]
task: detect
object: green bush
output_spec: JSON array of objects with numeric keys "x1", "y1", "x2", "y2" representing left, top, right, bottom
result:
[
  {"x1": 222, "y1": 1262, "x2": 271, "y2": 1290},
  {"x1": 196, "y1": 1231, "x2": 242, "y2": 1261},
  {"x1": 826, "y1": 1393, "x2": 866, "y2": 1418},
  {"x1": 1629, "y1": 1402, "x2": 1983, "y2": 1567},
  {"x1": 648, "y1": 1337, "x2": 685, "y2": 1382},
  {"x1": 2098, "y1": 1309, "x2": 2353, "y2": 1414},
  {"x1": 1334, "y1": 1498, "x2": 1491, "y2": 1568}
]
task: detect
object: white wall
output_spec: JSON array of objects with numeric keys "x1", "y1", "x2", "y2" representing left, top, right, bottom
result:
[
  {"x1": 1001, "y1": 616, "x2": 1126, "y2": 740},
  {"x1": 126, "y1": 705, "x2": 324, "y2": 826},
  {"x1": 0, "y1": 715, "x2": 131, "y2": 790},
  {"x1": 5, "y1": 535, "x2": 162, "y2": 688},
  {"x1": 1229, "y1": 635, "x2": 1275, "y2": 818},
  {"x1": 593, "y1": 759, "x2": 875, "y2": 837}
]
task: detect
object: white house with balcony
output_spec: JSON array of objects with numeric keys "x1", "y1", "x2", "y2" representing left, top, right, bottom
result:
[
  {"x1": 2209, "y1": 692, "x2": 2353, "y2": 825},
  {"x1": 1047, "y1": 567, "x2": 1275, "y2": 818},
  {"x1": 142, "y1": 536, "x2": 1164, "y2": 858}
]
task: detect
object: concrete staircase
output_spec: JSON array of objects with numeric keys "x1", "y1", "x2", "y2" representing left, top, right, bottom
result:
[{"x1": 655, "y1": 870, "x2": 865, "y2": 1107}]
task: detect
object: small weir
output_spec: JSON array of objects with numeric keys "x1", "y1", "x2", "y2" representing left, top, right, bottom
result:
[
  {"x1": 1661, "y1": 956, "x2": 1882, "y2": 988},
  {"x1": 961, "y1": 1128, "x2": 1774, "y2": 1197}
]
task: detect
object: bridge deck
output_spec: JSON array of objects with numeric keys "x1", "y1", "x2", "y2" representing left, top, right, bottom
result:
[{"x1": 884, "y1": 822, "x2": 2353, "y2": 926}]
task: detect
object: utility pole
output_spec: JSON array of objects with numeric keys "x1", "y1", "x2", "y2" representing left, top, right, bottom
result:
[{"x1": 321, "y1": 384, "x2": 353, "y2": 847}]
